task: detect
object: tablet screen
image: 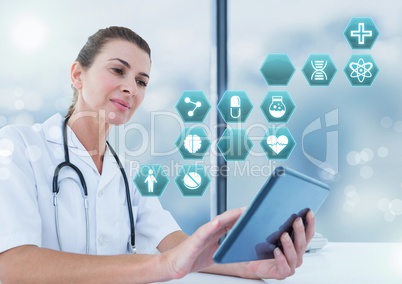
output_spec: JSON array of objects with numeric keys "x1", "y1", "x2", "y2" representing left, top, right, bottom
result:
[{"x1": 213, "y1": 167, "x2": 330, "y2": 263}]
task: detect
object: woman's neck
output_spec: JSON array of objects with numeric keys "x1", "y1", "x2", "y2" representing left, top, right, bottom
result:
[{"x1": 67, "y1": 112, "x2": 110, "y2": 174}]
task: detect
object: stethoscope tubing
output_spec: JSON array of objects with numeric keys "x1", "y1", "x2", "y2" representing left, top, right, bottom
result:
[{"x1": 52, "y1": 116, "x2": 135, "y2": 254}]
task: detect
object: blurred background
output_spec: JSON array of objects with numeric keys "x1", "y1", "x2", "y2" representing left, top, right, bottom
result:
[{"x1": 1, "y1": 0, "x2": 401, "y2": 242}]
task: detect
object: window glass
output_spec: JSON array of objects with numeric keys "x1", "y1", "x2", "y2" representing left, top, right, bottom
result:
[{"x1": 228, "y1": 0, "x2": 402, "y2": 241}]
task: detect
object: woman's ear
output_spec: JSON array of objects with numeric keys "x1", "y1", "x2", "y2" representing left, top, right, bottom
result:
[{"x1": 70, "y1": 61, "x2": 83, "y2": 90}]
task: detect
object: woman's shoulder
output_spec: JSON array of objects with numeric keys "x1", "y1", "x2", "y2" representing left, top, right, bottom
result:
[
  {"x1": 0, "y1": 123, "x2": 35, "y2": 139},
  {"x1": 0, "y1": 113, "x2": 63, "y2": 146}
]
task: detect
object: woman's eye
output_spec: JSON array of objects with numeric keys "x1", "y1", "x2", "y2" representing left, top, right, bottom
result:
[
  {"x1": 112, "y1": 68, "x2": 124, "y2": 75},
  {"x1": 137, "y1": 80, "x2": 148, "y2": 87}
]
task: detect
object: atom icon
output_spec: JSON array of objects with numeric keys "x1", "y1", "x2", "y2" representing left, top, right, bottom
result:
[{"x1": 349, "y1": 58, "x2": 373, "y2": 83}]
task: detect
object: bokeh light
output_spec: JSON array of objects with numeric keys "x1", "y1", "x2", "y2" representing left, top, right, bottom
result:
[
  {"x1": 343, "y1": 184, "x2": 360, "y2": 213},
  {"x1": 346, "y1": 151, "x2": 360, "y2": 166},
  {"x1": 14, "y1": 99, "x2": 24, "y2": 110},
  {"x1": 380, "y1": 116, "x2": 393, "y2": 128},
  {"x1": 377, "y1": 147, "x2": 389, "y2": 158},
  {"x1": 360, "y1": 148, "x2": 374, "y2": 163},
  {"x1": 389, "y1": 199, "x2": 402, "y2": 216},
  {"x1": 378, "y1": 197, "x2": 402, "y2": 222},
  {"x1": 360, "y1": 165, "x2": 373, "y2": 179},
  {"x1": 9, "y1": 13, "x2": 48, "y2": 54},
  {"x1": 393, "y1": 120, "x2": 402, "y2": 133},
  {"x1": 0, "y1": 139, "x2": 15, "y2": 157}
]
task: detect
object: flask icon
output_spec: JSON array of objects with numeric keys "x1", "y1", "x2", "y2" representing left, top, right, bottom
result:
[{"x1": 269, "y1": 96, "x2": 286, "y2": 118}]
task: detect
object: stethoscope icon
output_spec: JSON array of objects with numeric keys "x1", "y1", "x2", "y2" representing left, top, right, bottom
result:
[{"x1": 230, "y1": 96, "x2": 241, "y2": 118}]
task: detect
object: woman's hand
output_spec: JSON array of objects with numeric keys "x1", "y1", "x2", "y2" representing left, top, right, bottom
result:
[
  {"x1": 160, "y1": 207, "x2": 246, "y2": 279},
  {"x1": 240, "y1": 210, "x2": 316, "y2": 280},
  {"x1": 160, "y1": 208, "x2": 315, "y2": 281}
]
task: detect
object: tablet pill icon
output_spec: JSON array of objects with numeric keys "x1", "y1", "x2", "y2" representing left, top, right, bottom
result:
[{"x1": 183, "y1": 172, "x2": 202, "y2": 189}]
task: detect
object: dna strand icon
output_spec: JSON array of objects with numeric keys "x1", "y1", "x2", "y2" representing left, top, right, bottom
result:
[{"x1": 311, "y1": 60, "x2": 328, "y2": 81}]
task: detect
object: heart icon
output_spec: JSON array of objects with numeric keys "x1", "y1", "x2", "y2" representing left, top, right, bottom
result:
[{"x1": 267, "y1": 135, "x2": 288, "y2": 154}]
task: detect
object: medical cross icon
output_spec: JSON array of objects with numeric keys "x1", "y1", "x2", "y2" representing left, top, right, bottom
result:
[
  {"x1": 344, "y1": 17, "x2": 379, "y2": 49},
  {"x1": 350, "y1": 23, "x2": 372, "y2": 45}
]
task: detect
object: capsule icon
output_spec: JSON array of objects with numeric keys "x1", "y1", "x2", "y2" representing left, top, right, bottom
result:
[{"x1": 230, "y1": 96, "x2": 241, "y2": 118}]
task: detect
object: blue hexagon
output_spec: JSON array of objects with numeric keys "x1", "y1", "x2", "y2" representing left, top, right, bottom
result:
[
  {"x1": 343, "y1": 54, "x2": 379, "y2": 86},
  {"x1": 260, "y1": 127, "x2": 296, "y2": 160},
  {"x1": 217, "y1": 90, "x2": 253, "y2": 123},
  {"x1": 175, "y1": 164, "x2": 211, "y2": 197},
  {"x1": 260, "y1": 91, "x2": 296, "y2": 124},
  {"x1": 217, "y1": 128, "x2": 253, "y2": 161},
  {"x1": 302, "y1": 54, "x2": 337, "y2": 86},
  {"x1": 133, "y1": 164, "x2": 169, "y2": 197},
  {"x1": 175, "y1": 90, "x2": 211, "y2": 123},
  {"x1": 344, "y1": 17, "x2": 379, "y2": 49},
  {"x1": 260, "y1": 54, "x2": 295, "y2": 86},
  {"x1": 175, "y1": 127, "x2": 211, "y2": 159}
]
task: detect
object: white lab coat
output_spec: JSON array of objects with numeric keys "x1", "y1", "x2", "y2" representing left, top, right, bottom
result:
[{"x1": 0, "y1": 113, "x2": 180, "y2": 255}]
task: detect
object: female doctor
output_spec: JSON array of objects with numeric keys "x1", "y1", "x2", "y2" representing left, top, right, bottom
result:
[{"x1": 0, "y1": 26, "x2": 315, "y2": 283}]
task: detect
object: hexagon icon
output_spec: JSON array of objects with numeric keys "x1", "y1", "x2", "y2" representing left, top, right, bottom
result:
[
  {"x1": 260, "y1": 127, "x2": 296, "y2": 160},
  {"x1": 260, "y1": 91, "x2": 296, "y2": 124},
  {"x1": 260, "y1": 54, "x2": 295, "y2": 86},
  {"x1": 133, "y1": 164, "x2": 169, "y2": 197},
  {"x1": 302, "y1": 54, "x2": 337, "y2": 86},
  {"x1": 217, "y1": 128, "x2": 253, "y2": 161},
  {"x1": 217, "y1": 90, "x2": 253, "y2": 123},
  {"x1": 175, "y1": 164, "x2": 211, "y2": 197},
  {"x1": 175, "y1": 90, "x2": 211, "y2": 123},
  {"x1": 344, "y1": 17, "x2": 379, "y2": 49},
  {"x1": 343, "y1": 54, "x2": 379, "y2": 86},
  {"x1": 175, "y1": 127, "x2": 211, "y2": 159}
]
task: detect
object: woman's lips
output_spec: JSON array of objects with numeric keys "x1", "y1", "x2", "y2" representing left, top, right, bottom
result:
[{"x1": 110, "y1": 99, "x2": 131, "y2": 111}]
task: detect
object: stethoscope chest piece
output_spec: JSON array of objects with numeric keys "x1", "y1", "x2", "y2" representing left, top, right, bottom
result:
[{"x1": 127, "y1": 242, "x2": 137, "y2": 254}]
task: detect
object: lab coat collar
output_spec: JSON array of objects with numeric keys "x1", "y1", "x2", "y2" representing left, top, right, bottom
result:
[
  {"x1": 42, "y1": 113, "x2": 91, "y2": 156},
  {"x1": 42, "y1": 113, "x2": 120, "y2": 181},
  {"x1": 41, "y1": 113, "x2": 65, "y2": 145}
]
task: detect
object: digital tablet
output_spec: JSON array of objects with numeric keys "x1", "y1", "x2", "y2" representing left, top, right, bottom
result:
[{"x1": 213, "y1": 166, "x2": 330, "y2": 264}]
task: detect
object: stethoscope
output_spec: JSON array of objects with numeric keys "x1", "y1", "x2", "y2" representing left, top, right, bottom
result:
[{"x1": 52, "y1": 116, "x2": 136, "y2": 254}]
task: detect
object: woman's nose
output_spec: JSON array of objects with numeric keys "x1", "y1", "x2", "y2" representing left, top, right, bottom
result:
[{"x1": 122, "y1": 79, "x2": 138, "y2": 96}]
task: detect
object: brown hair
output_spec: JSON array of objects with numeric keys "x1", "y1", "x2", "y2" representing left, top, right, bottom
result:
[{"x1": 66, "y1": 26, "x2": 151, "y2": 117}]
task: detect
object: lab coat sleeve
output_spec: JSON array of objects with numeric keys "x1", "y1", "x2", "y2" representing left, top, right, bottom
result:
[
  {"x1": 134, "y1": 193, "x2": 181, "y2": 254},
  {"x1": 0, "y1": 126, "x2": 42, "y2": 253}
]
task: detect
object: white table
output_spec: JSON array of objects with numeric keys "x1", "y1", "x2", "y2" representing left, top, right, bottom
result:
[{"x1": 157, "y1": 242, "x2": 402, "y2": 284}]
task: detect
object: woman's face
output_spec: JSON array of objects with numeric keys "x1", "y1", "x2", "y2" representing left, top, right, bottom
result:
[{"x1": 73, "y1": 39, "x2": 151, "y2": 125}]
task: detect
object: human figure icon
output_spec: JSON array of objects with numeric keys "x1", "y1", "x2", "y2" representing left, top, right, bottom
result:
[{"x1": 144, "y1": 169, "x2": 157, "y2": 193}]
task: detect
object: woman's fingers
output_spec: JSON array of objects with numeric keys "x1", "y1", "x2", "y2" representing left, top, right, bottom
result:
[
  {"x1": 273, "y1": 247, "x2": 293, "y2": 280},
  {"x1": 279, "y1": 232, "x2": 298, "y2": 274},
  {"x1": 277, "y1": 210, "x2": 316, "y2": 274},
  {"x1": 209, "y1": 207, "x2": 245, "y2": 238},
  {"x1": 305, "y1": 210, "x2": 316, "y2": 243},
  {"x1": 193, "y1": 207, "x2": 246, "y2": 248},
  {"x1": 291, "y1": 210, "x2": 316, "y2": 267},
  {"x1": 292, "y1": 217, "x2": 307, "y2": 267}
]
